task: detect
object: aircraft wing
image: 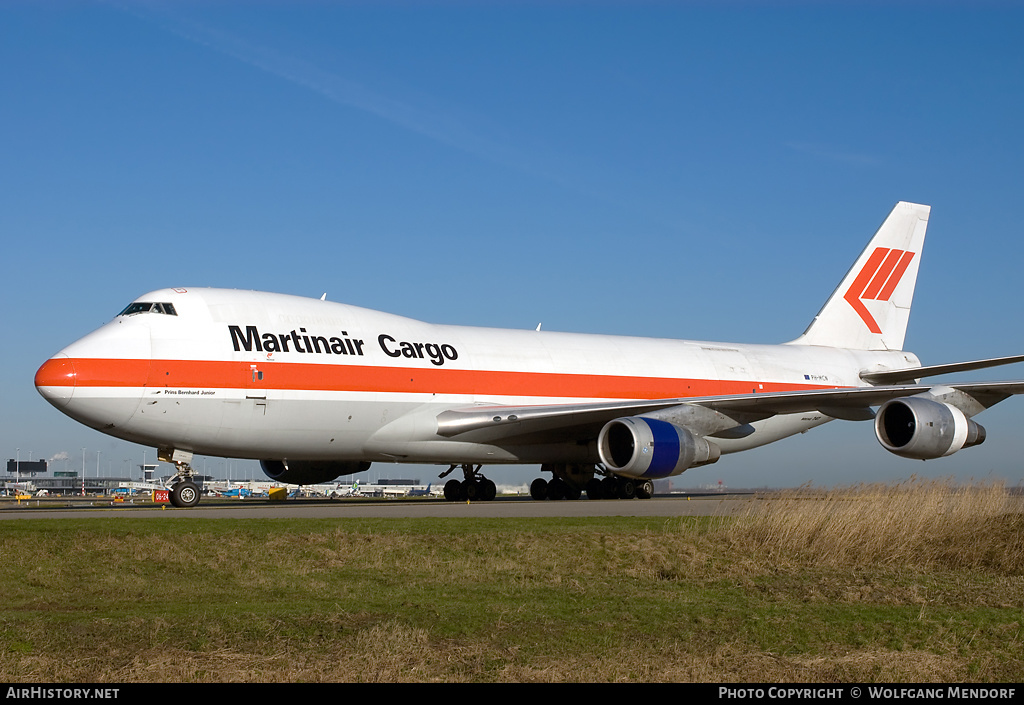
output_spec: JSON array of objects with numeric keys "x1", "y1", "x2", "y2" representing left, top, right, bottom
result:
[
  {"x1": 692, "y1": 380, "x2": 1024, "y2": 416},
  {"x1": 434, "y1": 380, "x2": 1024, "y2": 442}
]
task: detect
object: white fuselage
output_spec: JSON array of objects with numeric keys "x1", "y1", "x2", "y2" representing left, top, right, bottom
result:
[{"x1": 35, "y1": 288, "x2": 919, "y2": 466}]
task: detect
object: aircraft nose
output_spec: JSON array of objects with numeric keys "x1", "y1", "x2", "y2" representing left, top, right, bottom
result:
[{"x1": 35, "y1": 354, "x2": 76, "y2": 409}]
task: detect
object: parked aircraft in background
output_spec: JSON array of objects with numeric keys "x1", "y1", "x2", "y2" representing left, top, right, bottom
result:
[
  {"x1": 35, "y1": 202, "x2": 1024, "y2": 507},
  {"x1": 330, "y1": 480, "x2": 362, "y2": 498}
]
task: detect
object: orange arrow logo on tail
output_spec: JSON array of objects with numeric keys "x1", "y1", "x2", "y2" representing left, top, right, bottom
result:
[{"x1": 843, "y1": 247, "x2": 916, "y2": 334}]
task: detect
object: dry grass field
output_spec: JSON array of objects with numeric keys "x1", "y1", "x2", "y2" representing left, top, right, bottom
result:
[
  {"x1": 0, "y1": 478, "x2": 1020, "y2": 682},
  {"x1": 726, "y1": 477, "x2": 1024, "y2": 573}
]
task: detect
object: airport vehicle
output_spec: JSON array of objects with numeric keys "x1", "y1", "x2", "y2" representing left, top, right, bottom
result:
[{"x1": 35, "y1": 202, "x2": 1024, "y2": 507}]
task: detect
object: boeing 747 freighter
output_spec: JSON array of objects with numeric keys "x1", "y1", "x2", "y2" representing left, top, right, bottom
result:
[{"x1": 35, "y1": 202, "x2": 1024, "y2": 506}]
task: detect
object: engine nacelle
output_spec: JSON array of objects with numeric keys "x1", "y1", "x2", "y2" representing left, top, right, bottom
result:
[
  {"x1": 260, "y1": 459, "x2": 371, "y2": 485},
  {"x1": 597, "y1": 416, "x2": 720, "y2": 479},
  {"x1": 875, "y1": 397, "x2": 986, "y2": 460}
]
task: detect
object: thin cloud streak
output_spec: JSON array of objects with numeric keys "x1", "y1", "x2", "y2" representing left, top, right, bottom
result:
[
  {"x1": 115, "y1": 1, "x2": 541, "y2": 177},
  {"x1": 108, "y1": 1, "x2": 700, "y2": 233}
]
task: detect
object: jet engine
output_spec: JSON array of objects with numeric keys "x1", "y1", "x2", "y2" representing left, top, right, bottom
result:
[
  {"x1": 260, "y1": 459, "x2": 371, "y2": 485},
  {"x1": 597, "y1": 416, "x2": 720, "y2": 478},
  {"x1": 874, "y1": 396, "x2": 986, "y2": 460}
]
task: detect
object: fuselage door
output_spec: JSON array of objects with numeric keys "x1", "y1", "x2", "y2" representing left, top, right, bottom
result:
[{"x1": 244, "y1": 363, "x2": 268, "y2": 416}]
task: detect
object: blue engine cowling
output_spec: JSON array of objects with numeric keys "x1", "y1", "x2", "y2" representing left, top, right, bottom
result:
[
  {"x1": 260, "y1": 459, "x2": 371, "y2": 485},
  {"x1": 597, "y1": 416, "x2": 720, "y2": 478}
]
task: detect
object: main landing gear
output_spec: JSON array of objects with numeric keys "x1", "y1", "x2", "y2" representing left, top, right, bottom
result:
[
  {"x1": 435, "y1": 463, "x2": 656, "y2": 502},
  {"x1": 529, "y1": 463, "x2": 654, "y2": 501},
  {"x1": 440, "y1": 464, "x2": 497, "y2": 501}
]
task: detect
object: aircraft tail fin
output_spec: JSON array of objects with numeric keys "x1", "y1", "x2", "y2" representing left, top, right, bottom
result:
[{"x1": 788, "y1": 201, "x2": 930, "y2": 351}]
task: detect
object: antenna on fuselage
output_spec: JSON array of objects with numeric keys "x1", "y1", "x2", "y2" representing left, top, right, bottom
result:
[{"x1": 320, "y1": 293, "x2": 327, "y2": 301}]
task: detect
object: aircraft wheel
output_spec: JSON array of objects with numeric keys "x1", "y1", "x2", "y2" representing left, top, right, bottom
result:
[
  {"x1": 601, "y1": 476, "x2": 619, "y2": 499},
  {"x1": 617, "y1": 478, "x2": 636, "y2": 500},
  {"x1": 530, "y1": 477, "x2": 548, "y2": 501},
  {"x1": 480, "y1": 479, "x2": 497, "y2": 502},
  {"x1": 585, "y1": 478, "x2": 604, "y2": 499},
  {"x1": 565, "y1": 484, "x2": 582, "y2": 500},
  {"x1": 443, "y1": 479, "x2": 463, "y2": 501},
  {"x1": 636, "y1": 479, "x2": 654, "y2": 500},
  {"x1": 462, "y1": 479, "x2": 480, "y2": 501},
  {"x1": 547, "y1": 478, "x2": 566, "y2": 501},
  {"x1": 170, "y1": 481, "x2": 201, "y2": 508}
]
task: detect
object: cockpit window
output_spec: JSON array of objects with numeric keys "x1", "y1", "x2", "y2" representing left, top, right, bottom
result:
[
  {"x1": 118, "y1": 302, "x2": 178, "y2": 317},
  {"x1": 119, "y1": 302, "x2": 153, "y2": 316}
]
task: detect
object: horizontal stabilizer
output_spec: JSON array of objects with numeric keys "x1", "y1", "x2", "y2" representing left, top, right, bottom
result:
[{"x1": 860, "y1": 354, "x2": 1024, "y2": 385}]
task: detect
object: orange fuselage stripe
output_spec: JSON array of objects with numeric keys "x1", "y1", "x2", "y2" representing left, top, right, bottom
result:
[{"x1": 37, "y1": 357, "x2": 838, "y2": 400}]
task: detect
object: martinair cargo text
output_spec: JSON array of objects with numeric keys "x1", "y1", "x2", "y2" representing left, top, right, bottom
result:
[{"x1": 35, "y1": 202, "x2": 1024, "y2": 507}]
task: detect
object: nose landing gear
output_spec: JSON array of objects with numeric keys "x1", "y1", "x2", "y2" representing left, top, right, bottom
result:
[
  {"x1": 160, "y1": 447, "x2": 202, "y2": 508},
  {"x1": 169, "y1": 478, "x2": 201, "y2": 508}
]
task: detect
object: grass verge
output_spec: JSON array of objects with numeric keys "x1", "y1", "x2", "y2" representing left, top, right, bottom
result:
[{"x1": 0, "y1": 479, "x2": 1020, "y2": 682}]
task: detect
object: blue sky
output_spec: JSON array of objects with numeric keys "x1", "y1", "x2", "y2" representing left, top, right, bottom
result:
[{"x1": 4, "y1": 1, "x2": 1024, "y2": 488}]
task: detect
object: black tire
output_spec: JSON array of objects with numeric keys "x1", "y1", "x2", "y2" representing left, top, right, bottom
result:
[
  {"x1": 480, "y1": 479, "x2": 497, "y2": 501},
  {"x1": 617, "y1": 478, "x2": 636, "y2": 500},
  {"x1": 170, "y1": 481, "x2": 201, "y2": 508},
  {"x1": 529, "y1": 477, "x2": 548, "y2": 501},
  {"x1": 636, "y1": 479, "x2": 654, "y2": 500},
  {"x1": 585, "y1": 478, "x2": 604, "y2": 500},
  {"x1": 547, "y1": 478, "x2": 566, "y2": 501},
  {"x1": 443, "y1": 479, "x2": 462, "y2": 501},
  {"x1": 462, "y1": 479, "x2": 479, "y2": 501},
  {"x1": 601, "y1": 476, "x2": 619, "y2": 499}
]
